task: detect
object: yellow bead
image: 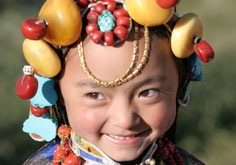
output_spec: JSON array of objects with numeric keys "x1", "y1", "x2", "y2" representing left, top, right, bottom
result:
[
  {"x1": 125, "y1": 0, "x2": 174, "y2": 26},
  {"x1": 149, "y1": 159, "x2": 156, "y2": 165},
  {"x1": 23, "y1": 39, "x2": 61, "y2": 78},
  {"x1": 171, "y1": 13, "x2": 203, "y2": 58},
  {"x1": 38, "y1": 0, "x2": 82, "y2": 46}
]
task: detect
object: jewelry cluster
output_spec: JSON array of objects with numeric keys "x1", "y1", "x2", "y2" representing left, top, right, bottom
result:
[
  {"x1": 53, "y1": 125, "x2": 81, "y2": 165},
  {"x1": 85, "y1": 1, "x2": 132, "y2": 45}
]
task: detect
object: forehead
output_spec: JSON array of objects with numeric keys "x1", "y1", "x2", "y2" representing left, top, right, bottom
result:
[{"x1": 61, "y1": 31, "x2": 176, "y2": 87}]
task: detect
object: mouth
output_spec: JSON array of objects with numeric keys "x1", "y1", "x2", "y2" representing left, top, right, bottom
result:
[
  {"x1": 108, "y1": 134, "x2": 136, "y2": 140},
  {"x1": 104, "y1": 129, "x2": 151, "y2": 145}
]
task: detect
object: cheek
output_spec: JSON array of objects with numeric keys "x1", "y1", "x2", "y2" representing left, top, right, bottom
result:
[
  {"x1": 65, "y1": 100, "x2": 105, "y2": 138},
  {"x1": 144, "y1": 102, "x2": 176, "y2": 133}
]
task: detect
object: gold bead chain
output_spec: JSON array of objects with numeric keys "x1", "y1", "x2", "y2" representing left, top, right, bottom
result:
[{"x1": 77, "y1": 24, "x2": 150, "y2": 88}]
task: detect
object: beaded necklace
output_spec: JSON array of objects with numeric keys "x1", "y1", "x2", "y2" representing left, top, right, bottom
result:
[{"x1": 52, "y1": 126, "x2": 184, "y2": 165}]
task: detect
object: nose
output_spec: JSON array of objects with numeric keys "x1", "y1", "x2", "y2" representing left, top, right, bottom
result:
[{"x1": 109, "y1": 98, "x2": 142, "y2": 130}]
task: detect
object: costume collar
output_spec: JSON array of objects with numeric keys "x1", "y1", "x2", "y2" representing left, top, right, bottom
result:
[{"x1": 70, "y1": 130, "x2": 158, "y2": 165}]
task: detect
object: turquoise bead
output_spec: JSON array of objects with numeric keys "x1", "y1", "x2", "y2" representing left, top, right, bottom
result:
[{"x1": 98, "y1": 10, "x2": 116, "y2": 32}]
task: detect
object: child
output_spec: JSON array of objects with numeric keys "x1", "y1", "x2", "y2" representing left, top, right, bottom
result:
[{"x1": 17, "y1": 0, "x2": 214, "y2": 164}]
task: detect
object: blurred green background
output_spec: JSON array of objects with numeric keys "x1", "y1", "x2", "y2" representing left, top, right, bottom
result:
[{"x1": 0, "y1": 0, "x2": 235, "y2": 164}]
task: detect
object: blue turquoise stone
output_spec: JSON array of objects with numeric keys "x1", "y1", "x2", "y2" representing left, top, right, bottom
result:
[
  {"x1": 189, "y1": 53, "x2": 203, "y2": 81},
  {"x1": 23, "y1": 115, "x2": 57, "y2": 142},
  {"x1": 98, "y1": 9, "x2": 116, "y2": 32},
  {"x1": 30, "y1": 74, "x2": 58, "y2": 108}
]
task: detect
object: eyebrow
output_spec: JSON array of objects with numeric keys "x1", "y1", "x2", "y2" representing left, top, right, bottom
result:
[
  {"x1": 132, "y1": 75, "x2": 166, "y2": 91},
  {"x1": 76, "y1": 75, "x2": 166, "y2": 89},
  {"x1": 76, "y1": 79, "x2": 102, "y2": 88}
]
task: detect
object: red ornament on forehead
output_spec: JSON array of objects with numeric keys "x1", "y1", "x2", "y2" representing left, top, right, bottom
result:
[{"x1": 86, "y1": 0, "x2": 131, "y2": 46}]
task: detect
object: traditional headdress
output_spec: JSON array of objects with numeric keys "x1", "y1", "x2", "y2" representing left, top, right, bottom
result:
[{"x1": 16, "y1": 0, "x2": 214, "y2": 164}]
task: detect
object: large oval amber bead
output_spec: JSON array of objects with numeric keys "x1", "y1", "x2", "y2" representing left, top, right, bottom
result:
[
  {"x1": 23, "y1": 39, "x2": 61, "y2": 78},
  {"x1": 125, "y1": 0, "x2": 174, "y2": 26},
  {"x1": 38, "y1": 0, "x2": 82, "y2": 46},
  {"x1": 171, "y1": 13, "x2": 203, "y2": 58}
]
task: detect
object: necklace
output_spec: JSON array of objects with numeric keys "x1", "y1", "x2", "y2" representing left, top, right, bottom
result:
[{"x1": 77, "y1": 23, "x2": 150, "y2": 88}]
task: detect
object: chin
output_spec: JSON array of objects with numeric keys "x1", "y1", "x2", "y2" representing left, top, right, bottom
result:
[{"x1": 111, "y1": 154, "x2": 139, "y2": 162}]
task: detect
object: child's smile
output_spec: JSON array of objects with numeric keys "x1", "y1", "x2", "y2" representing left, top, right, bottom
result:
[
  {"x1": 104, "y1": 129, "x2": 151, "y2": 145},
  {"x1": 100, "y1": 122, "x2": 152, "y2": 147}
]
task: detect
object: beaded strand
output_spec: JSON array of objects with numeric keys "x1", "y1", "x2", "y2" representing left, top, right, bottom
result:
[{"x1": 78, "y1": 24, "x2": 150, "y2": 88}]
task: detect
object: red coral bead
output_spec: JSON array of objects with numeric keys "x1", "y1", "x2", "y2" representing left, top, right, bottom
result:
[
  {"x1": 77, "y1": 0, "x2": 88, "y2": 7},
  {"x1": 165, "y1": 143, "x2": 175, "y2": 154},
  {"x1": 53, "y1": 148, "x2": 67, "y2": 162},
  {"x1": 64, "y1": 143, "x2": 72, "y2": 155},
  {"x1": 156, "y1": 0, "x2": 180, "y2": 9},
  {"x1": 95, "y1": 3, "x2": 106, "y2": 14},
  {"x1": 30, "y1": 104, "x2": 48, "y2": 117},
  {"x1": 107, "y1": 0, "x2": 116, "y2": 12},
  {"x1": 21, "y1": 18, "x2": 47, "y2": 40},
  {"x1": 91, "y1": 30, "x2": 103, "y2": 43},
  {"x1": 104, "y1": 31, "x2": 114, "y2": 46},
  {"x1": 87, "y1": 10, "x2": 99, "y2": 23},
  {"x1": 195, "y1": 40, "x2": 215, "y2": 63},
  {"x1": 16, "y1": 75, "x2": 38, "y2": 100},
  {"x1": 86, "y1": 23, "x2": 98, "y2": 34},
  {"x1": 113, "y1": 8, "x2": 128, "y2": 18},
  {"x1": 116, "y1": 17, "x2": 130, "y2": 27},
  {"x1": 64, "y1": 154, "x2": 81, "y2": 165},
  {"x1": 113, "y1": 26, "x2": 128, "y2": 40},
  {"x1": 57, "y1": 125, "x2": 71, "y2": 140},
  {"x1": 55, "y1": 144, "x2": 62, "y2": 151},
  {"x1": 52, "y1": 159, "x2": 60, "y2": 165},
  {"x1": 157, "y1": 146, "x2": 169, "y2": 160}
]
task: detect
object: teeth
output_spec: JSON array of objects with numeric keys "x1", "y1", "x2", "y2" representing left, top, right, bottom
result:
[{"x1": 108, "y1": 134, "x2": 135, "y2": 140}]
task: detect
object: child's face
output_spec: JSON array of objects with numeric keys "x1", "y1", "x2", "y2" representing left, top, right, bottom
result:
[{"x1": 59, "y1": 32, "x2": 179, "y2": 161}]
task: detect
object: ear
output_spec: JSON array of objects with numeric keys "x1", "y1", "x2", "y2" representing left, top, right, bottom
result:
[
  {"x1": 176, "y1": 53, "x2": 203, "y2": 107},
  {"x1": 177, "y1": 81, "x2": 191, "y2": 107}
]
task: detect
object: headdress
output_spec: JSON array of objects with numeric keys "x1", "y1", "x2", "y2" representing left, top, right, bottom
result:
[{"x1": 16, "y1": 0, "x2": 214, "y2": 163}]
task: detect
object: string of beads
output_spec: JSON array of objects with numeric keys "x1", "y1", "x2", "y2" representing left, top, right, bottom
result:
[{"x1": 78, "y1": 24, "x2": 150, "y2": 88}]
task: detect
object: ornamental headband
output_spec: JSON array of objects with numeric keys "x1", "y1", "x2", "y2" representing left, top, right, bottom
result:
[{"x1": 16, "y1": 0, "x2": 214, "y2": 142}]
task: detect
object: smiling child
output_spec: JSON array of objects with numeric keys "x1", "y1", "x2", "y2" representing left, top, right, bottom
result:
[{"x1": 17, "y1": 0, "x2": 214, "y2": 164}]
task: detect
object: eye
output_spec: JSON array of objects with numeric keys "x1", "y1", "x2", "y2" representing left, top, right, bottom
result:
[
  {"x1": 86, "y1": 92, "x2": 105, "y2": 100},
  {"x1": 139, "y1": 88, "x2": 159, "y2": 98}
]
